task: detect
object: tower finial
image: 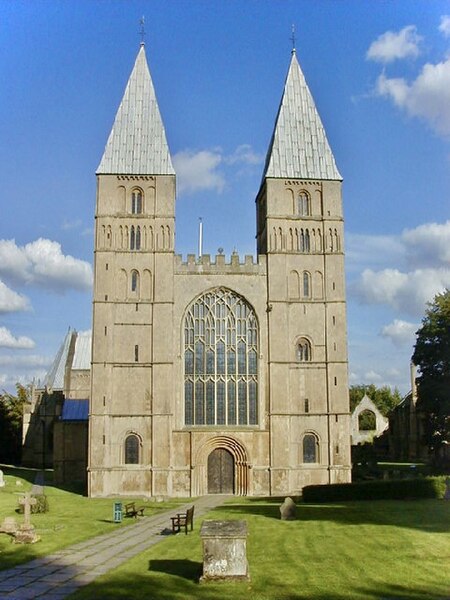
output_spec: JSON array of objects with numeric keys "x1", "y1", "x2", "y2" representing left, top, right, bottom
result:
[
  {"x1": 139, "y1": 16, "x2": 146, "y2": 46},
  {"x1": 290, "y1": 23, "x2": 296, "y2": 54}
]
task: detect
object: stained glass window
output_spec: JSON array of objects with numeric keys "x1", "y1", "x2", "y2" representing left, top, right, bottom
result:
[
  {"x1": 184, "y1": 289, "x2": 258, "y2": 426},
  {"x1": 125, "y1": 434, "x2": 140, "y2": 464},
  {"x1": 303, "y1": 434, "x2": 319, "y2": 463}
]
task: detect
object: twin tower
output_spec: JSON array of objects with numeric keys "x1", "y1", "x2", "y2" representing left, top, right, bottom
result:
[{"x1": 88, "y1": 43, "x2": 351, "y2": 497}]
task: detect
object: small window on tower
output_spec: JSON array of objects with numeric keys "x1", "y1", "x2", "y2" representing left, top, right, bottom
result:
[
  {"x1": 296, "y1": 338, "x2": 312, "y2": 362},
  {"x1": 131, "y1": 190, "x2": 143, "y2": 214},
  {"x1": 297, "y1": 191, "x2": 310, "y2": 216},
  {"x1": 131, "y1": 270, "x2": 139, "y2": 293}
]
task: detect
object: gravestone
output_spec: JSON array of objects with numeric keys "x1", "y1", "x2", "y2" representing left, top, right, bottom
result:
[
  {"x1": 0, "y1": 469, "x2": 5, "y2": 487},
  {"x1": 200, "y1": 520, "x2": 249, "y2": 582},
  {"x1": 14, "y1": 493, "x2": 40, "y2": 544},
  {"x1": 444, "y1": 478, "x2": 450, "y2": 501},
  {"x1": 280, "y1": 497, "x2": 296, "y2": 520},
  {"x1": 0, "y1": 516, "x2": 17, "y2": 534},
  {"x1": 31, "y1": 472, "x2": 45, "y2": 496}
]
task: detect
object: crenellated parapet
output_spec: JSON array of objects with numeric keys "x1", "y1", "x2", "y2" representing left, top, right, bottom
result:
[{"x1": 175, "y1": 253, "x2": 266, "y2": 275}]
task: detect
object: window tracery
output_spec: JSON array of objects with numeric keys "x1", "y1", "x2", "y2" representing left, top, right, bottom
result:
[{"x1": 184, "y1": 288, "x2": 258, "y2": 426}]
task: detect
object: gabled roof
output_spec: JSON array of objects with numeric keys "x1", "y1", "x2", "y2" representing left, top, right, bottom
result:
[
  {"x1": 97, "y1": 45, "x2": 175, "y2": 176},
  {"x1": 43, "y1": 329, "x2": 73, "y2": 390},
  {"x1": 72, "y1": 330, "x2": 91, "y2": 370},
  {"x1": 42, "y1": 329, "x2": 91, "y2": 390},
  {"x1": 263, "y1": 51, "x2": 342, "y2": 181}
]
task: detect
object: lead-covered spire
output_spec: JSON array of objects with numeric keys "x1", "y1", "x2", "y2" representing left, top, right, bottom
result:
[
  {"x1": 263, "y1": 51, "x2": 341, "y2": 181},
  {"x1": 97, "y1": 45, "x2": 175, "y2": 175}
]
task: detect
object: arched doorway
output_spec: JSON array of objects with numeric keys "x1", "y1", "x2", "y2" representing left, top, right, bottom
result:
[{"x1": 207, "y1": 448, "x2": 235, "y2": 494}]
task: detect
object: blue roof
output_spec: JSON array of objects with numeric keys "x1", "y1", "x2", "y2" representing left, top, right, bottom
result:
[{"x1": 61, "y1": 399, "x2": 89, "y2": 421}]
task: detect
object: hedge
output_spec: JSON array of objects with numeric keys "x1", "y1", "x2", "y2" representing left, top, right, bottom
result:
[{"x1": 302, "y1": 476, "x2": 446, "y2": 502}]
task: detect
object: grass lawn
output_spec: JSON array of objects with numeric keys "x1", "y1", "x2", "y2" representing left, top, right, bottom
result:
[
  {"x1": 71, "y1": 497, "x2": 450, "y2": 600},
  {"x1": 0, "y1": 466, "x2": 186, "y2": 570}
]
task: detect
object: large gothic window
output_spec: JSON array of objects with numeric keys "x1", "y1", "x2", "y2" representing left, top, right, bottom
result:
[{"x1": 184, "y1": 288, "x2": 258, "y2": 426}]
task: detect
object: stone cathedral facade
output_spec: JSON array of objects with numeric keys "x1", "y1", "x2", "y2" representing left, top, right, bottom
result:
[{"x1": 88, "y1": 43, "x2": 351, "y2": 498}]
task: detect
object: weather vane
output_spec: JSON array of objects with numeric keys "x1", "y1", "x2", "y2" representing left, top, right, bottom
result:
[
  {"x1": 291, "y1": 23, "x2": 296, "y2": 53},
  {"x1": 139, "y1": 16, "x2": 146, "y2": 45}
]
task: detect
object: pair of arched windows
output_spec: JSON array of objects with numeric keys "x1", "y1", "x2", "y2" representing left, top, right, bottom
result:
[
  {"x1": 297, "y1": 191, "x2": 310, "y2": 216},
  {"x1": 130, "y1": 226, "x2": 141, "y2": 250},
  {"x1": 296, "y1": 338, "x2": 312, "y2": 362},
  {"x1": 131, "y1": 190, "x2": 143, "y2": 214}
]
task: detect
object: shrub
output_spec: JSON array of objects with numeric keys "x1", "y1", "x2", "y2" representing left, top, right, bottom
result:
[
  {"x1": 17, "y1": 494, "x2": 49, "y2": 514},
  {"x1": 302, "y1": 476, "x2": 445, "y2": 502}
]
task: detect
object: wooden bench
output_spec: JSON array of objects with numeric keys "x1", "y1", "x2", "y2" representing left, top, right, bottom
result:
[
  {"x1": 171, "y1": 505, "x2": 194, "y2": 534},
  {"x1": 125, "y1": 502, "x2": 145, "y2": 518}
]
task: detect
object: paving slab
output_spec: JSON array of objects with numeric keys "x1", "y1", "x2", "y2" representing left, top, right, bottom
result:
[{"x1": 0, "y1": 494, "x2": 229, "y2": 599}]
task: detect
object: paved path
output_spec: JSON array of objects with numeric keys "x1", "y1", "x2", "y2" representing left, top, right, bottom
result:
[{"x1": 0, "y1": 495, "x2": 229, "y2": 599}]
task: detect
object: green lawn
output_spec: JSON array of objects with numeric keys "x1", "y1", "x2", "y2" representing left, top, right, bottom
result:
[
  {"x1": 0, "y1": 466, "x2": 186, "y2": 570},
  {"x1": 71, "y1": 497, "x2": 450, "y2": 600}
]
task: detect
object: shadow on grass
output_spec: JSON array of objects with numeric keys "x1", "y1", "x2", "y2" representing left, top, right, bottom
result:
[
  {"x1": 215, "y1": 498, "x2": 450, "y2": 533},
  {"x1": 69, "y1": 571, "x2": 447, "y2": 600},
  {"x1": 1, "y1": 464, "x2": 87, "y2": 495},
  {"x1": 149, "y1": 559, "x2": 202, "y2": 581}
]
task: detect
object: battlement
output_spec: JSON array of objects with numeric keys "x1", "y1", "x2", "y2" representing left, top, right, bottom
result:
[{"x1": 175, "y1": 253, "x2": 266, "y2": 275}]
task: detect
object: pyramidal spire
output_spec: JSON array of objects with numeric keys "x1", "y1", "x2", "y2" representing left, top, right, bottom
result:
[
  {"x1": 97, "y1": 45, "x2": 175, "y2": 175},
  {"x1": 263, "y1": 51, "x2": 341, "y2": 181}
]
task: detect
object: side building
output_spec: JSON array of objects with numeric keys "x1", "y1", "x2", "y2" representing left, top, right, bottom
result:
[
  {"x1": 88, "y1": 41, "x2": 351, "y2": 497},
  {"x1": 22, "y1": 329, "x2": 90, "y2": 483}
]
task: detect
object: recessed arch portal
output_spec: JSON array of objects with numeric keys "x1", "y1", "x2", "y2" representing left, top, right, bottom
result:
[{"x1": 194, "y1": 435, "x2": 250, "y2": 496}]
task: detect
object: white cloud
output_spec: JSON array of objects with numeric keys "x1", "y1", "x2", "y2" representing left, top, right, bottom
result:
[
  {"x1": 346, "y1": 233, "x2": 405, "y2": 274},
  {"x1": 367, "y1": 26, "x2": 422, "y2": 63},
  {"x1": 173, "y1": 149, "x2": 225, "y2": 195},
  {"x1": 355, "y1": 267, "x2": 450, "y2": 316},
  {"x1": 375, "y1": 57, "x2": 450, "y2": 137},
  {"x1": 0, "y1": 354, "x2": 51, "y2": 368},
  {"x1": 0, "y1": 327, "x2": 35, "y2": 349},
  {"x1": 61, "y1": 219, "x2": 82, "y2": 231},
  {"x1": 0, "y1": 238, "x2": 93, "y2": 293},
  {"x1": 364, "y1": 370, "x2": 383, "y2": 382},
  {"x1": 225, "y1": 144, "x2": 264, "y2": 166},
  {"x1": 0, "y1": 279, "x2": 30, "y2": 313},
  {"x1": 402, "y1": 220, "x2": 450, "y2": 268},
  {"x1": 439, "y1": 15, "x2": 450, "y2": 37},
  {"x1": 173, "y1": 144, "x2": 263, "y2": 195},
  {"x1": 381, "y1": 319, "x2": 417, "y2": 347}
]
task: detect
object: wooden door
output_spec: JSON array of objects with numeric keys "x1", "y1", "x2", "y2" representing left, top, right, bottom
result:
[{"x1": 207, "y1": 448, "x2": 234, "y2": 494}]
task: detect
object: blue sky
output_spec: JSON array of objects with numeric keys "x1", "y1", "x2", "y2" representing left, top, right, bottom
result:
[{"x1": 1, "y1": 1, "x2": 449, "y2": 394}]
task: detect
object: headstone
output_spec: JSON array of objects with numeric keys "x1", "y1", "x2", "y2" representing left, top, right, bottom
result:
[
  {"x1": 31, "y1": 472, "x2": 44, "y2": 496},
  {"x1": 280, "y1": 497, "x2": 296, "y2": 520},
  {"x1": 200, "y1": 520, "x2": 249, "y2": 582},
  {"x1": 0, "y1": 469, "x2": 5, "y2": 487},
  {"x1": 444, "y1": 478, "x2": 450, "y2": 501},
  {"x1": 0, "y1": 517, "x2": 17, "y2": 534},
  {"x1": 15, "y1": 493, "x2": 40, "y2": 544}
]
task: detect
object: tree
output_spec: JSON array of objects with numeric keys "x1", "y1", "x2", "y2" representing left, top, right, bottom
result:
[
  {"x1": 349, "y1": 384, "x2": 402, "y2": 417},
  {"x1": 412, "y1": 289, "x2": 450, "y2": 460},
  {"x1": 0, "y1": 383, "x2": 30, "y2": 464}
]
